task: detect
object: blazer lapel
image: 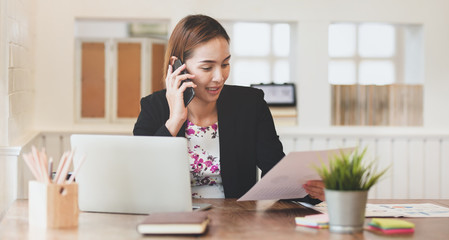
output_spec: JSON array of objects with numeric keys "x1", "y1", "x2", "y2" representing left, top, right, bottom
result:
[{"x1": 216, "y1": 86, "x2": 236, "y2": 197}]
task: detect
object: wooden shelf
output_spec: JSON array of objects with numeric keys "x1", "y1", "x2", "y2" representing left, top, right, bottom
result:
[{"x1": 270, "y1": 107, "x2": 297, "y2": 126}]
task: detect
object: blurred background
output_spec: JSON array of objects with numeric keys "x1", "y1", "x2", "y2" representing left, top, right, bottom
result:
[{"x1": 1, "y1": 0, "x2": 449, "y2": 214}]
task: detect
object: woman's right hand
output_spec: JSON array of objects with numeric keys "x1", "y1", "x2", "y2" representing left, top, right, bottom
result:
[
  {"x1": 303, "y1": 180, "x2": 326, "y2": 201},
  {"x1": 165, "y1": 58, "x2": 196, "y2": 136}
]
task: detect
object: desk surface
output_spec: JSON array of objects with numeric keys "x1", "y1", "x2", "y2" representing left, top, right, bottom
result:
[{"x1": 1, "y1": 199, "x2": 449, "y2": 239}]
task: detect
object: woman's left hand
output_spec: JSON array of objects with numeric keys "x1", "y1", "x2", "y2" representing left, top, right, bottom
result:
[{"x1": 303, "y1": 180, "x2": 326, "y2": 201}]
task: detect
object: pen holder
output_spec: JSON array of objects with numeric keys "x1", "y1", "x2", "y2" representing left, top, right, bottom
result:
[{"x1": 28, "y1": 181, "x2": 79, "y2": 228}]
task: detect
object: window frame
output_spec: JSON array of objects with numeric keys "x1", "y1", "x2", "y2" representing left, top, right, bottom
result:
[
  {"x1": 328, "y1": 23, "x2": 424, "y2": 126},
  {"x1": 75, "y1": 37, "x2": 166, "y2": 123},
  {"x1": 328, "y1": 22, "x2": 402, "y2": 86},
  {"x1": 222, "y1": 21, "x2": 296, "y2": 86}
]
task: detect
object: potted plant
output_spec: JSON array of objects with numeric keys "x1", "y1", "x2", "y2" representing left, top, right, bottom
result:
[{"x1": 314, "y1": 147, "x2": 389, "y2": 233}]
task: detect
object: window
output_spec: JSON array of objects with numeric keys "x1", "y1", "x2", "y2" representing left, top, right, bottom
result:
[
  {"x1": 75, "y1": 20, "x2": 168, "y2": 123},
  {"x1": 222, "y1": 22, "x2": 295, "y2": 86},
  {"x1": 222, "y1": 21, "x2": 298, "y2": 126},
  {"x1": 328, "y1": 23, "x2": 423, "y2": 126}
]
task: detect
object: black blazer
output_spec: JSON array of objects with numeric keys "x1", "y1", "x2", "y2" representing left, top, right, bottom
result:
[{"x1": 133, "y1": 85, "x2": 285, "y2": 198}]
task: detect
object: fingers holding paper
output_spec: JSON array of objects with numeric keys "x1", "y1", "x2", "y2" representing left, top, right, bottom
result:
[{"x1": 303, "y1": 180, "x2": 325, "y2": 201}]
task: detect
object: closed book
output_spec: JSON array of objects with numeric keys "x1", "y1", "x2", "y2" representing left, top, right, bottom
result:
[{"x1": 137, "y1": 211, "x2": 209, "y2": 235}]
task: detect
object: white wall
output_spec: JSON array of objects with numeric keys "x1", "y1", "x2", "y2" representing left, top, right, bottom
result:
[
  {"x1": 0, "y1": 0, "x2": 9, "y2": 147},
  {"x1": 0, "y1": 0, "x2": 36, "y2": 216},
  {"x1": 0, "y1": 148, "x2": 20, "y2": 217},
  {"x1": 3, "y1": 0, "x2": 35, "y2": 145},
  {"x1": 31, "y1": 0, "x2": 449, "y2": 132}
]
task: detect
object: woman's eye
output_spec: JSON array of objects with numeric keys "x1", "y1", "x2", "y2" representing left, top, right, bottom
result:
[
  {"x1": 202, "y1": 67, "x2": 212, "y2": 71},
  {"x1": 222, "y1": 63, "x2": 230, "y2": 68}
]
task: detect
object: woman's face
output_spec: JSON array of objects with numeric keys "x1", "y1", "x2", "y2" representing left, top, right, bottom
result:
[{"x1": 185, "y1": 37, "x2": 230, "y2": 105}]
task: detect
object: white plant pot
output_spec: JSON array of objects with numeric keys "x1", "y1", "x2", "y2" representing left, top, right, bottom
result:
[{"x1": 324, "y1": 189, "x2": 368, "y2": 233}]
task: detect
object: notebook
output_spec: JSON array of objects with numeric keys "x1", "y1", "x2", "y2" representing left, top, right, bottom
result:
[
  {"x1": 71, "y1": 134, "x2": 194, "y2": 214},
  {"x1": 137, "y1": 211, "x2": 210, "y2": 235}
]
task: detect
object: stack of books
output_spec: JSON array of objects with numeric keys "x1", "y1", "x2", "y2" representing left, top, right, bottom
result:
[
  {"x1": 295, "y1": 213, "x2": 329, "y2": 229},
  {"x1": 368, "y1": 218, "x2": 415, "y2": 234}
]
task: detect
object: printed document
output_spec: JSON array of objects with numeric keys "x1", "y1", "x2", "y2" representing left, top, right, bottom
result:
[
  {"x1": 237, "y1": 148, "x2": 354, "y2": 201},
  {"x1": 298, "y1": 202, "x2": 449, "y2": 218}
]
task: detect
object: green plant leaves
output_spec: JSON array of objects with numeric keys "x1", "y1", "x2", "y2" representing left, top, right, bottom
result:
[{"x1": 313, "y1": 147, "x2": 389, "y2": 191}]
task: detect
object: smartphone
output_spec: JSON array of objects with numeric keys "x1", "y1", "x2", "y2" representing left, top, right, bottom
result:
[{"x1": 172, "y1": 59, "x2": 195, "y2": 106}]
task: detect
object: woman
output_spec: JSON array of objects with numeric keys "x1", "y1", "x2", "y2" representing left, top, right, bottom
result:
[{"x1": 133, "y1": 14, "x2": 324, "y2": 201}]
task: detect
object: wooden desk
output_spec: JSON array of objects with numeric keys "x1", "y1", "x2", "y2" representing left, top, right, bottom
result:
[{"x1": 1, "y1": 199, "x2": 449, "y2": 239}]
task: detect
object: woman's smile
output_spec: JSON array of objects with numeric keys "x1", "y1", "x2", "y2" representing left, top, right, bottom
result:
[{"x1": 205, "y1": 86, "x2": 222, "y2": 95}]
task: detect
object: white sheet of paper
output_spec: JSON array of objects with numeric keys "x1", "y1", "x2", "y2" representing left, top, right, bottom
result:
[{"x1": 237, "y1": 148, "x2": 354, "y2": 201}]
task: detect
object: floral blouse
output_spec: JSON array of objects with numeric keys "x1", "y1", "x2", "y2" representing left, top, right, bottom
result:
[{"x1": 185, "y1": 120, "x2": 224, "y2": 198}]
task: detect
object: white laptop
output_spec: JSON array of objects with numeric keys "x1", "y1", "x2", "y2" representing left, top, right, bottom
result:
[{"x1": 71, "y1": 134, "x2": 195, "y2": 214}]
